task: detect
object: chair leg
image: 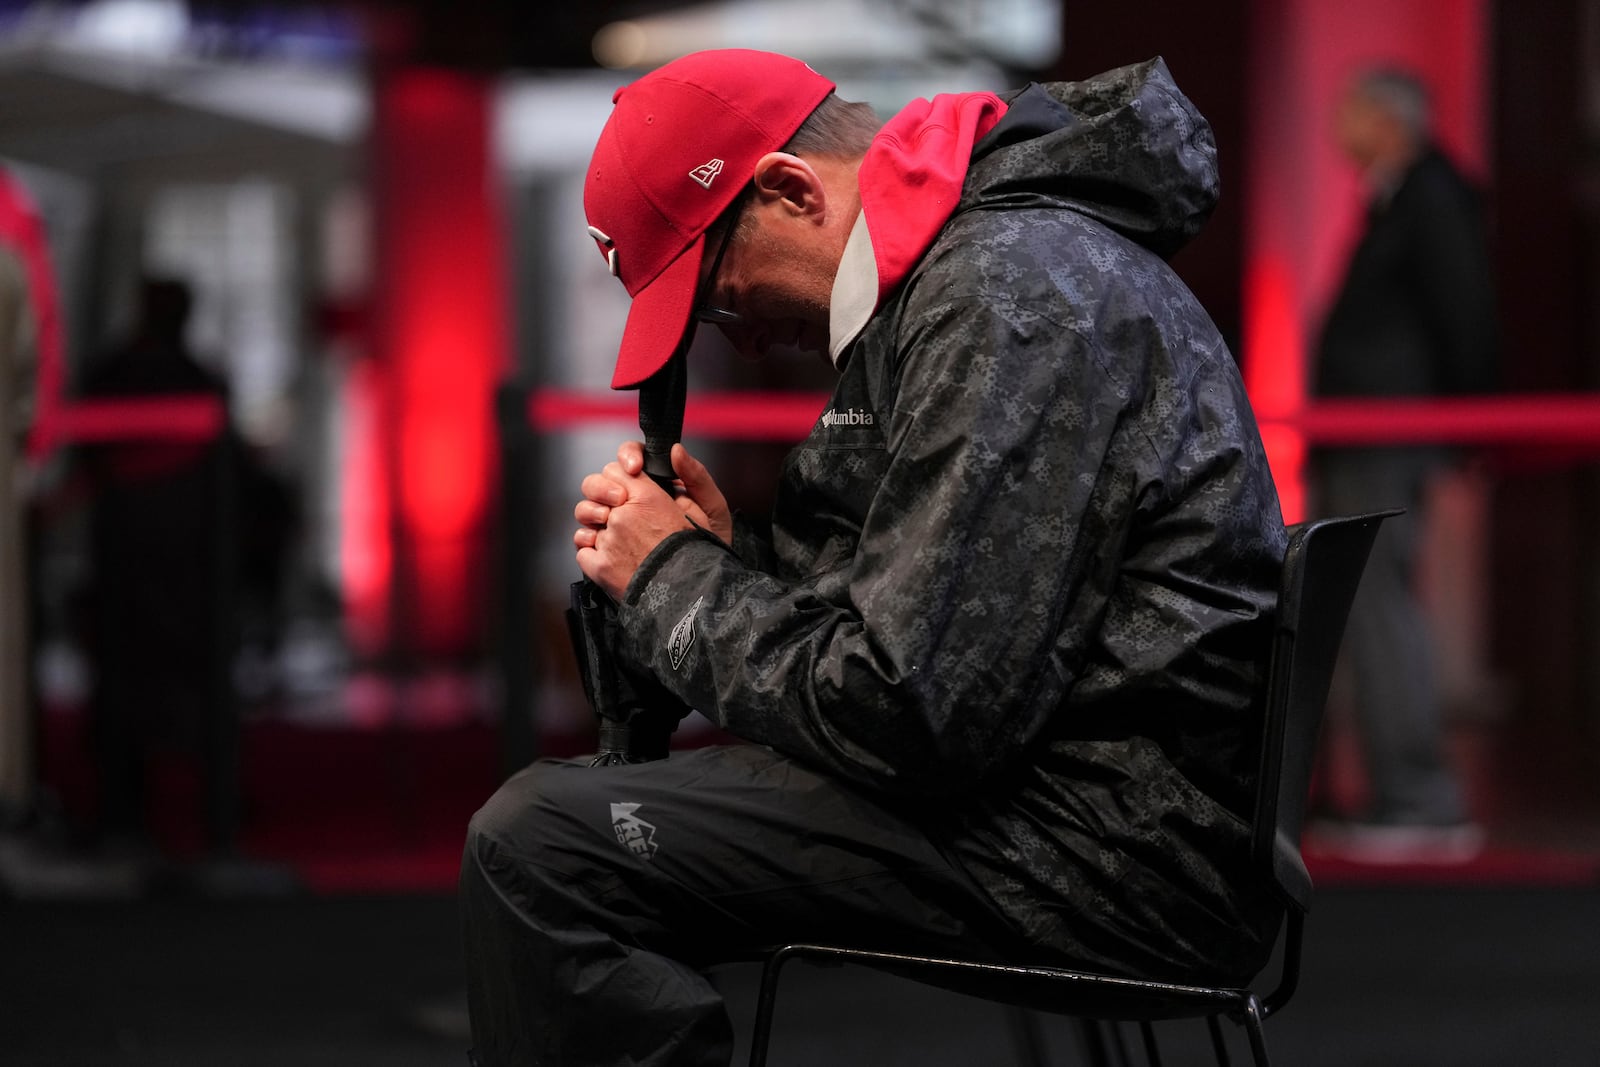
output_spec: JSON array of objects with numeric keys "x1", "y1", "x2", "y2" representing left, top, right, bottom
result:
[
  {"x1": 1136, "y1": 1020, "x2": 1163, "y2": 1067},
  {"x1": 1005, "y1": 1005, "x2": 1050, "y2": 1067},
  {"x1": 1240, "y1": 995, "x2": 1271, "y2": 1067},
  {"x1": 1107, "y1": 1021, "x2": 1135, "y2": 1066},
  {"x1": 748, "y1": 955, "x2": 791, "y2": 1067},
  {"x1": 1074, "y1": 1019, "x2": 1114, "y2": 1067},
  {"x1": 1205, "y1": 1015, "x2": 1233, "y2": 1067}
]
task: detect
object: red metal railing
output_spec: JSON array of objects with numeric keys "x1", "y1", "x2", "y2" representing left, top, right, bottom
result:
[{"x1": 528, "y1": 388, "x2": 1600, "y2": 448}]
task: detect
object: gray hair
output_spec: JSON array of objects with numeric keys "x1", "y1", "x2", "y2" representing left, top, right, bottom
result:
[
  {"x1": 783, "y1": 93, "x2": 882, "y2": 159},
  {"x1": 1351, "y1": 67, "x2": 1433, "y2": 140}
]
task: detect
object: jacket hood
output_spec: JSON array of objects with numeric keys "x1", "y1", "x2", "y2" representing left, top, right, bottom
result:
[
  {"x1": 968, "y1": 56, "x2": 1220, "y2": 260},
  {"x1": 856, "y1": 91, "x2": 1009, "y2": 311},
  {"x1": 829, "y1": 57, "x2": 1219, "y2": 358}
]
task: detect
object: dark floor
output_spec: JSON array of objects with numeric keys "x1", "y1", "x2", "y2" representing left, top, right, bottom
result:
[
  {"x1": 5, "y1": 667, "x2": 1600, "y2": 1065},
  {"x1": 2, "y1": 885, "x2": 1598, "y2": 1066}
]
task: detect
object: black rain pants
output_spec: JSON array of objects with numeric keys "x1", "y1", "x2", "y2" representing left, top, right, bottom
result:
[{"x1": 459, "y1": 743, "x2": 1032, "y2": 1067}]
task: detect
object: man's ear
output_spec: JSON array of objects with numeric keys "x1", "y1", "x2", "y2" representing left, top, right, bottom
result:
[{"x1": 750, "y1": 152, "x2": 826, "y2": 221}]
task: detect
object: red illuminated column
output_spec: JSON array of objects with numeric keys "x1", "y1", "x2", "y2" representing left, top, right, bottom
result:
[
  {"x1": 1243, "y1": 0, "x2": 1488, "y2": 522},
  {"x1": 367, "y1": 67, "x2": 509, "y2": 659}
]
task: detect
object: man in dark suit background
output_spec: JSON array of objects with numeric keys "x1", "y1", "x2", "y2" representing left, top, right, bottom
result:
[{"x1": 1311, "y1": 66, "x2": 1497, "y2": 860}]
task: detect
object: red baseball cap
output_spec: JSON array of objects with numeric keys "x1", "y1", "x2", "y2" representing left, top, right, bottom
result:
[{"x1": 583, "y1": 50, "x2": 836, "y2": 389}]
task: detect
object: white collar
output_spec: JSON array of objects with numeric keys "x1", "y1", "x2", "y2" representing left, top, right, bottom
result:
[{"x1": 828, "y1": 212, "x2": 877, "y2": 366}]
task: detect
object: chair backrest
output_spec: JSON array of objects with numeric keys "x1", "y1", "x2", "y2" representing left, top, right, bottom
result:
[{"x1": 1251, "y1": 510, "x2": 1398, "y2": 913}]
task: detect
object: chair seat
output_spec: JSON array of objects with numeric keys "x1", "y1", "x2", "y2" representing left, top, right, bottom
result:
[
  {"x1": 747, "y1": 511, "x2": 1396, "y2": 1067},
  {"x1": 763, "y1": 942, "x2": 1255, "y2": 1022}
]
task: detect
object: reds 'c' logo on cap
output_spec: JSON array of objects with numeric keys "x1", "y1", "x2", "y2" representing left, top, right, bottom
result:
[{"x1": 586, "y1": 225, "x2": 620, "y2": 278}]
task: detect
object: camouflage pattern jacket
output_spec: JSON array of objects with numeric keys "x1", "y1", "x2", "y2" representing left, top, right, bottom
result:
[{"x1": 616, "y1": 58, "x2": 1288, "y2": 983}]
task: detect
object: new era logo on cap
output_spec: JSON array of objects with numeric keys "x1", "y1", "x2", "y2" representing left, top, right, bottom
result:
[{"x1": 689, "y1": 159, "x2": 725, "y2": 189}]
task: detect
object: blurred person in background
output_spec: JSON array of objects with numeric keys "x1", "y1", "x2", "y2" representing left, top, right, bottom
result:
[
  {"x1": 0, "y1": 167, "x2": 42, "y2": 834},
  {"x1": 461, "y1": 49, "x2": 1288, "y2": 1066},
  {"x1": 1310, "y1": 66, "x2": 1497, "y2": 860},
  {"x1": 0, "y1": 164, "x2": 60, "y2": 841},
  {"x1": 76, "y1": 275, "x2": 231, "y2": 866}
]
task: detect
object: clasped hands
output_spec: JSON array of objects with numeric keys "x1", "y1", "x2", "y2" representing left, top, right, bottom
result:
[{"x1": 574, "y1": 441, "x2": 733, "y2": 602}]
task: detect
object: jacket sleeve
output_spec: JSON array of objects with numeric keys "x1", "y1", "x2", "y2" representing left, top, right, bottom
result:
[
  {"x1": 729, "y1": 511, "x2": 778, "y2": 573},
  {"x1": 615, "y1": 287, "x2": 1132, "y2": 798}
]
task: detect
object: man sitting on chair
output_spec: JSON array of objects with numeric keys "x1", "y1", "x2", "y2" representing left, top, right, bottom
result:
[{"x1": 461, "y1": 49, "x2": 1288, "y2": 1067}]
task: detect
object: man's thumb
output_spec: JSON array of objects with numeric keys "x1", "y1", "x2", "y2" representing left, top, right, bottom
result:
[{"x1": 671, "y1": 443, "x2": 707, "y2": 487}]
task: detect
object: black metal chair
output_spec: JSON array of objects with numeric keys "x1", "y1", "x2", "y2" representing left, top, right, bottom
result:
[{"x1": 746, "y1": 510, "x2": 1397, "y2": 1067}]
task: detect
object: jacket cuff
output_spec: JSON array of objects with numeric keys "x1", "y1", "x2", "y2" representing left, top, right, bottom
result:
[{"x1": 621, "y1": 526, "x2": 729, "y2": 607}]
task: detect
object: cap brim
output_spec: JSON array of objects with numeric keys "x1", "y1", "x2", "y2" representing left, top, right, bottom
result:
[{"x1": 611, "y1": 235, "x2": 707, "y2": 390}]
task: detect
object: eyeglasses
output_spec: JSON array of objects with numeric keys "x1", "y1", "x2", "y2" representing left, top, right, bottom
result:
[{"x1": 694, "y1": 209, "x2": 743, "y2": 327}]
